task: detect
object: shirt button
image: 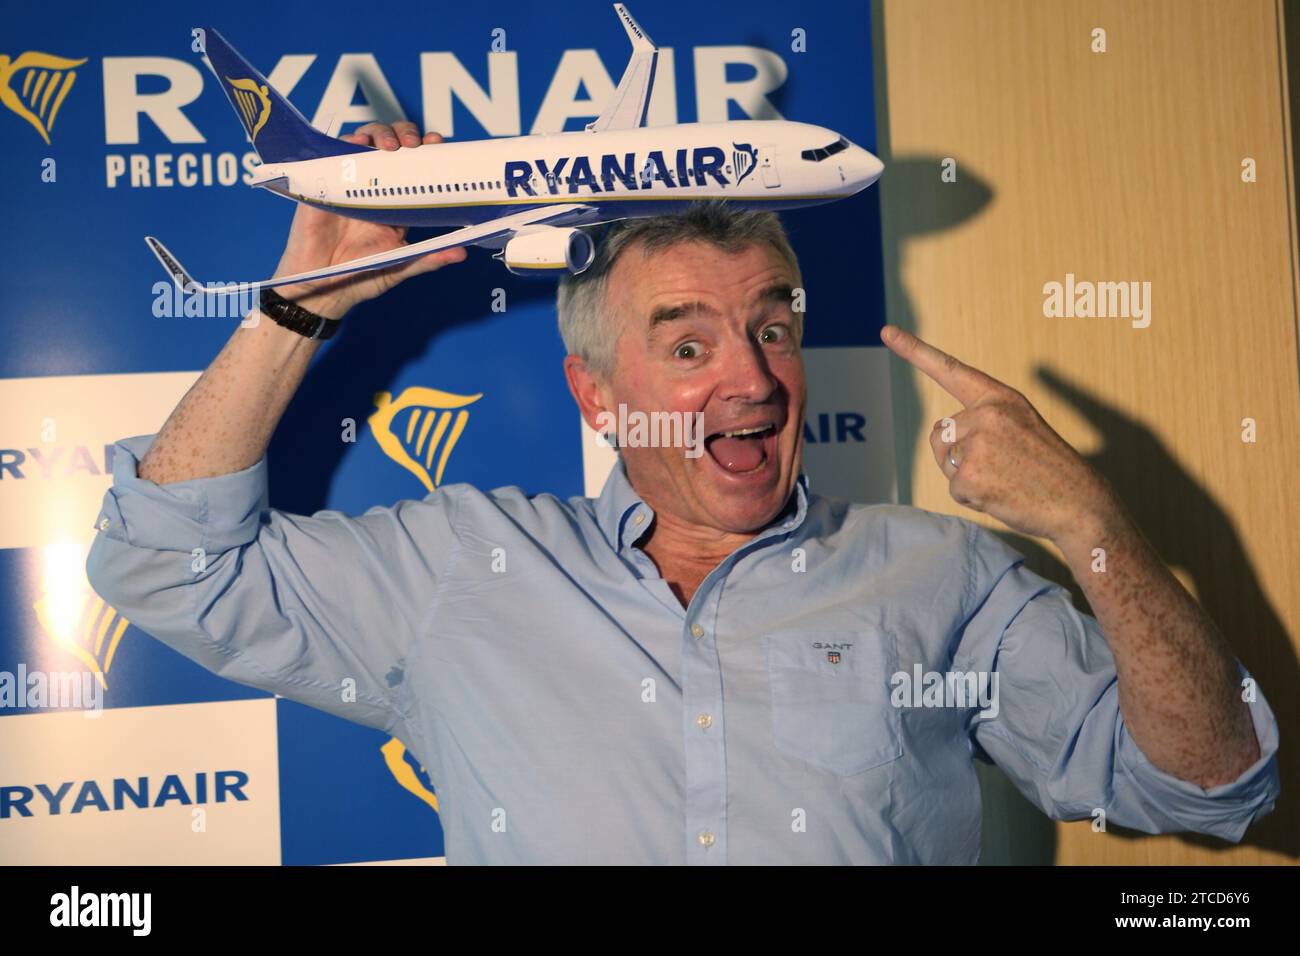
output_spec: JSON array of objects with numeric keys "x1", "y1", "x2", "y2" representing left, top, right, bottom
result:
[
  {"x1": 691, "y1": 624, "x2": 704, "y2": 639},
  {"x1": 698, "y1": 830, "x2": 715, "y2": 848},
  {"x1": 633, "y1": 512, "x2": 645, "y2": 525},
  {"x1": 696, "y1": 713, "x2": 712, "y2": 730},
  {"x1": 98, "y1": 516, "x2": 110, "y2": 531}
]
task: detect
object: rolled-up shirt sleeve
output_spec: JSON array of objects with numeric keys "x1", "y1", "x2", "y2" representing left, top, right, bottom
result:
[
  {"x1": 954, "y1": 520, "x2": 1280, "y2": 844},
  {"x1": 85, "y1": 433, "x2": 460, "y2": 734}
]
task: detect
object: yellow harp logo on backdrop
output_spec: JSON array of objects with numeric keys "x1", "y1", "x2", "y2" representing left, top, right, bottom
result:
[
  {"x1": 369, "y1": 386, "x2": 482, "y2": 493},
  {"x1": 0, "y1": 51, "x2": 86, "y2": 144},
  {"x1": 370, "y1": 384, "x2": 482, "y2": 814},
  {"x1": 224, "y1": 75, "x2": 271, "y2": 142},
  {"x1": 32, "y1": 584, "x2": 129, "y2": 692},
  {"x1": 381, "y1": 738, "x2": 440, "y2": 813}
]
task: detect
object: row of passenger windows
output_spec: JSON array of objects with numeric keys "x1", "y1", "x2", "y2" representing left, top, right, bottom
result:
[
  {"x1": 346, "y1": 181, "x2": 504, "y2": 198},
  {"x1": 343, "y1": 165, "x2": 742, "y2": 200}
]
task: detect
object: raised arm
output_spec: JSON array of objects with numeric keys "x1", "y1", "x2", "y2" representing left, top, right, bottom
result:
[{"x1": 85, "y1": 122, "x2": 466, "y2": 734}]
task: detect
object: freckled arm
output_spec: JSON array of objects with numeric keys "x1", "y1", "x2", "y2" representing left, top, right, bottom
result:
[
  {"x1": 1053, "y1": 498, "x2": 1260, "y2": 789},
  {"x1": 138, "y1": 314, "x2": 321, "y2": 485}
]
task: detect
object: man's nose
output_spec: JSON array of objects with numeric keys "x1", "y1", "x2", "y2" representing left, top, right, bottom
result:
[{"x1": 717, "y1": 339, "x2": 779, "y2": 403}]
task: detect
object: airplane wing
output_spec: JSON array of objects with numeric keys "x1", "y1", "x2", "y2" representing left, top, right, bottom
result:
[
  {"x1": 585, "y1": 4, "x2": 659, "y2": 133},
  {"x1": 145, "y1": 203, "x2": 601, "y2": 296}
]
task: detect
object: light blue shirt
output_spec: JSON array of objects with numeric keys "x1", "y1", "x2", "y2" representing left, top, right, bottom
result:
[{"x1": 86, "y1": 433, "x2": 1280, "y2": 864}]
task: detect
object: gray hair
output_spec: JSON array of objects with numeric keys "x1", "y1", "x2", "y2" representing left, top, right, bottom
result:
[{"x1": 556, "y1": 199, "x2": 803, "y2": 380}]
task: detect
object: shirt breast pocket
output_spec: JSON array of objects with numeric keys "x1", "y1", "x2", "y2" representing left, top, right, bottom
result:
[{"x1": 764, "y1": 629, "x2": 902, "y2": 776}]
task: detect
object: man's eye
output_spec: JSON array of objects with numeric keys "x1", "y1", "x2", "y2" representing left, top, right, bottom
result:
[
  {"x1": 760, "y1": 324, "x2": 789, "y2": 344},
  {"x1": 675, "y1": 342, "x2": 702, "y2": 359}
]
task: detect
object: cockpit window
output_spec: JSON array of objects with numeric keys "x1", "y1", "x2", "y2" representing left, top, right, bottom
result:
[{"x1": 801, "y1": 136, "x2": 850, "y2": 162}]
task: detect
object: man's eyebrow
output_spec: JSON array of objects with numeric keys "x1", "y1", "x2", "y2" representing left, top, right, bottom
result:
[
  {"x1": 647, "y1": 300, "x2": 720, "y2": 332},
  {"x1": 752, "y1": 282, "x2": 797, "y2": 313},
  {"x1": 645, "y1": 283, "x2": 796, "y2": 336}
]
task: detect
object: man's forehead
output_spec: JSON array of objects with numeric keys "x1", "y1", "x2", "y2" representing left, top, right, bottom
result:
[
  {"x1": 612, "y1": 240, "x2": 795, "y2": 326},
  {"x1": 645, "y1": 282, "x2": 796, "y2": 333}
]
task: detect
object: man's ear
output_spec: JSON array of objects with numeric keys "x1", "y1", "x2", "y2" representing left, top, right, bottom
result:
[{"x1": 563, "y1": 355, "x2": 615, "y2": 434}]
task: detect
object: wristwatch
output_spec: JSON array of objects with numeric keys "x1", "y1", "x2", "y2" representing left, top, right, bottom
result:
[{"x1": 258, "y1": 286, "x2": 340, "y2": 340}]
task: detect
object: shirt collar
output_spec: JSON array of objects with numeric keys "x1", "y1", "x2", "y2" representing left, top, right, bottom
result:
[{"x1": 594, "y1": 452, "x2": 812, "y2": 554}]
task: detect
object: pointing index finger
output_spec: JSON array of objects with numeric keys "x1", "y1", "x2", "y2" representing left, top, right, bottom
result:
[{"x1": 880, "y1": 324, "x2": 1002, "y2": 408}]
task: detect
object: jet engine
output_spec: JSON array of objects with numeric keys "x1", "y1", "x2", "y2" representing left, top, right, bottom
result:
[{"x1": 498, "y1": 227, "x2": 595, "y2": 278}]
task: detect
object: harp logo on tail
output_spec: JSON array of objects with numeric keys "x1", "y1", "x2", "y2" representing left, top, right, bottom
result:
[
  {"x1": 369, "y1": 386, "x2": 482, "y2": 492},
  {"x1": 0, "y1": 51, "x2": 87, "y2": 144},
  {"x1": 224, "y1": 75, "x2": 272, "y2": 143}
]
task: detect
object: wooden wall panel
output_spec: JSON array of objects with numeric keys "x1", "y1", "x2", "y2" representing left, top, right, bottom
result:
[{"x1": 873, "y1": 0, "x2": 1298, "y2": 864}]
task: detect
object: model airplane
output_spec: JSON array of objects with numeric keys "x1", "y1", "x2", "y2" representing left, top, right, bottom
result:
[{"x1": 147, "y1": 4, "x2": 884, "y2": 294}]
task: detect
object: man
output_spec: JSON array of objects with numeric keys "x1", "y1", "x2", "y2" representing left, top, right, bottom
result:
[{"x1": 86, "y1": 121, "x2": 1279, "y2": 865}]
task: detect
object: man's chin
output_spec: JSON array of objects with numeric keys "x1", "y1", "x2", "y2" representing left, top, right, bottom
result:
[{"x1": 698, "y1": 484, "x2": 793, "y2": 533}]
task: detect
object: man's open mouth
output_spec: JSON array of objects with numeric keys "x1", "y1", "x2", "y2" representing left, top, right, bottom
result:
[{"x1": 703, "y1": 423, "x2": 778, "y2": 475}]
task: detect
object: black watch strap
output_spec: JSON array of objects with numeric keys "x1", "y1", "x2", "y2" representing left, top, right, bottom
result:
[{"x1": 258, "y1": 286, "x2": 340, "y2": 340}]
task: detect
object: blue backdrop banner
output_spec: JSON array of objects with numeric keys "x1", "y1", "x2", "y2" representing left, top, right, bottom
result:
[{"x1": 0, "y1": 0, "x2": 886, "y2": 864}]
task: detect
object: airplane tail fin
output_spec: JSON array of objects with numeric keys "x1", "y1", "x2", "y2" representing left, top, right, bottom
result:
[
  {"x1": 585, "y1": 4, "x2": 658, "y2": 132},
  {"x1": 198, "y1": 26, "x2": 370, "y2": 163}
]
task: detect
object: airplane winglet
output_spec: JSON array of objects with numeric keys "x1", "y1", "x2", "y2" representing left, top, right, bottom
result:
[
  {"x1": 613, "y1": 3, "x2": 656, "y2": 52},
  {"x1": 586, "y1": 4, "x2": 659, "y2": 133},
  {"x1": 144, "y1": 236, "x2": 201, "y2": 293},
  {"x1": 145, "y1": 235, "x2": 265, "y2": 296}
]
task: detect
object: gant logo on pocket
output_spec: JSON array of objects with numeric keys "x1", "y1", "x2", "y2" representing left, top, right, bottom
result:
[{"x1": 813, "y1": 641, "x2": 852, "y2": 664}]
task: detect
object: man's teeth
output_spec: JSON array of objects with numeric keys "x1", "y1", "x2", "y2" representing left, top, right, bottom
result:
[{"x1": 718, "y1": 426, "x2": 772, "y2": 438}]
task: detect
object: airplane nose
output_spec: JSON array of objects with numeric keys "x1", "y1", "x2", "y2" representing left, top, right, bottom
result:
[{"x1": 856, "y1": 146, "x2": 884, "y2": 186}]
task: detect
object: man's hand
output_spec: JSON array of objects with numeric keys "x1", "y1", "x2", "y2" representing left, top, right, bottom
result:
[
  {"x1": 273, "y1": 120, "x2": 467, "y2": 320},
  {"x1": 881, "y1": 323, "x2": 1121, "y2": 546}
]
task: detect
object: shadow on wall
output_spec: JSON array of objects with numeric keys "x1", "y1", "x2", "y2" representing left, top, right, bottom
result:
[{"x1": 871, "y1": 0, "x2": 1294, "y2": 864}]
